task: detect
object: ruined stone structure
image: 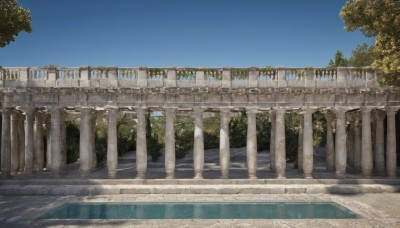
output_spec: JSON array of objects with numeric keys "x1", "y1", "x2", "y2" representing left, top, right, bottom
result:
[{"x1": 0, "y1": 66, "x2": 399, "y2": 179}]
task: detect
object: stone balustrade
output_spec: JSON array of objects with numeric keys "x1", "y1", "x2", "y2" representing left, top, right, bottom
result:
[{"x1": 0, "y1": 66, "x2": 378, "y2": 89}]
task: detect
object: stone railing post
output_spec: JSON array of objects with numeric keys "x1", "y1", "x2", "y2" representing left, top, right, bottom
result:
[
  {"x1": 222, "y1": 67, "x2": 231, "y2": 88},
  {"x1": 304, "y1": 67, "x2": 314, "y2": 88},
  {"x1": 137, "y1": 67, "x2": 147, "y2": 87},
  {"x1": 337, "y1": 67, "x2": 347, "y2": 88},
  {"x1": 195, "y1": 68, "x2": 205, "y2": 87},
  {"x1": 79, "y1": 66, "x2": 90, "y2": 87},
  {"x1": 248, "y1": 67, "x2": 258, "y2": 87},
  {"x1": 46, "y1": 66, "x2": 57, "y2": 87},
  {"x1": 363, "y1": 66, "x2": 375, "y2": 87},
  {"x1": 277, "y1": 67, "x2": 287, "y2": 88},
  {"x1": 19, "y1": 67, "x2": 29, "y2": 88},
  {"x1": 107, "y1": 67, "x2": 118, "y2": 88},
  {"x1": 166, "y1": 67, "x2": 177, "y2": 87}
]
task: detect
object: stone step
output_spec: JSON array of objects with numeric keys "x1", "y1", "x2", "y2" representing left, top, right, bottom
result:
[
  {"x1": 1, "y1": 178, "x2": 400, "y2": 186},
  {"x1": 0, "y1": 183, "x2": 399, "y2": 195}
]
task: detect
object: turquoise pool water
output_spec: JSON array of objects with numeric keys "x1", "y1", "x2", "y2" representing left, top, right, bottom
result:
[{"x1": 39, "y1": 202, "x2": 360, "y2": 219}]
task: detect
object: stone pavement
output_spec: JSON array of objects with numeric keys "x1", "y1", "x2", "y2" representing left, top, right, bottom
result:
[{"x1": 0, "y1": 193, "x2": 400, "y2": 227}]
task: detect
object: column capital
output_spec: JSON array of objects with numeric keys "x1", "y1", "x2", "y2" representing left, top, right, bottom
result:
[
  {"x1": 78, "y1": 106, "x2": 93, "y2": 114},
  {"x1": 1, "y1": 108, "x2": 12, "y2": 116},
  {"x1": 332, "y1": 107, "x2": 349, "y2": 116},
  {"x1": 297, "y1": 112, "x2": 304, "y2": 122},
  {"x1": 246, "y1": 107, "x2": 258, "y2": 115},
  {"x1": 164, "y1": 107, "x2": 176, "y2": 114},
  {"x1": 136, "y1": 107, "x2": 147, "y2": 115},
  {"x1": 60, "y1": 110, "x2": 69, "y2": 121},
  {"x1": 219, "y1": 107, "x2": 231, "y2": 113},
  {"x1": 104, "y1": 105, "x2": 119, "y2": 111},
  {"x1": 386, "y1": 106, "x2": 400, "y2": 115},
  {"x1": 360, "y1": 106, "x2": 373, "y2": 113},
  {"x1": 20, "y1": 107, "x2": 35, "y2": 116},
  {"x1": 193, "y1": 107, "x2": 206, "y2": 113},
  {"x1": 299, "y1": 107, "x2": 316, "y2": 115},
  {"x1": 273, "y1": 108, "x2": 286, "y2": 114},
  {"x1": 49, "y1": 107, "x2": 62, "y2": 114},
  {"x1": 373, "y1": 109, "x2": 386, "y2": 121}
]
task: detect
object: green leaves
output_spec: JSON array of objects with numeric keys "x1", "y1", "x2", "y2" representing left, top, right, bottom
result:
[
  {"x1": 0, "y1": 0, "x2": 32, "y2": 47},
  {"x1": 341, "y1": 0, "x2": 400, "y2": 85}
]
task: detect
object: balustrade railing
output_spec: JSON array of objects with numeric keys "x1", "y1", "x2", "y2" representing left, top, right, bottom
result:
[
  {"x1": 176, "y1": 68, "x2": 196, "y2": 87},
  {"x1": 0, "y1": 66, "x2": 379, "y2": 89},
  {"x1": 204, "y1": 68, "x2": 222, "y2": 88}
]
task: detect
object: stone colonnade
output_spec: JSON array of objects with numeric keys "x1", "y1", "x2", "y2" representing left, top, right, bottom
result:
[{"x1": 0, "y1": 106, "x2": 399, "y2": 179}]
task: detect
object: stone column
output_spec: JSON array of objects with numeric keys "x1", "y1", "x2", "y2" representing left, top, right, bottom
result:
[
  {"x1": 297, "y1": 113, "x2": 304, "y2": 173},
  {"x1": 23, "y1": 108, "x2": 35, "y2": 174},
  {"x1": 90, "y1": 113, "x2": 97, "y2": 170},
  {"x1": 18, "y1": 115, "x2": 25, "y2": 173},
  {"x1": 270, "y1": 110, "x2": 276, "y2": 172},
  {"x1": 219, "y1": 108, "x2": 230, "y2": 179},
  {"x1": 45, "y1": 121, "x2": 51, "y2": 171},
  {"x1": 1, "y1": 108, "x2": 11, "y2": 177},
  {"x1": 60, "y1": 112, "x2": 67, "y2": 172},
  {"x1": 275, "y1": 109, "x2": 286, "y2": 179},
  {"x1": 374, "y1": 110, "x2": 386, "y2": 176},
  {"x1": 334, "y1": 108, "x2": 347, "y2": 178},
  {"x1": 10, "y1": 111, "x2": 19, "y2": 175},
  {"x1": 302, "y1": 109, "x2": 315, "y2": 179},
  {"x1": 246, "y1": 108, "x2": 258, "y2": 179},
  {"x1": 165, "y1": 107, "x2": 176, "y2": 179},
  {"x1": 79, "y1": 107, "x2": 92, "y2": 177},
  {"x1": 325, "y1": 110, "x2": 335, "y2": 171},
  {"x1": 34, "y1": 113, "x2": 44, "y2": 172},
  {"x1": 193, "y1": 107, "x2": 205, "y2": 179},
  {"x1": 50, "y1": 108, "x2": 61, "y2": 176},
  {"x1": 354, "y1": 118, "x2": 362, "y2": 170},
  {"x1": 136, "y1": 107, "x2": 147, "y2": 179},
  {"x1": 386, "y1": 107, "x2": 399, "y2": 178},
  {"x1": 361, "y1": 107, "x2": 373, "y2": 177},
  {"x1": 107, "y1": 107, "x2": 118, "y2": 178}
]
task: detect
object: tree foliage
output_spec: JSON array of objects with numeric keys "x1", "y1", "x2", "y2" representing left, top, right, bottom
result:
[
  {"x1": 348, "y1": 43, "x2": 376, "y2": 67},
  {"x1": 329, "y1": 51, "x2": 349, "y2": 67},
  {"x1": 0, "y1": 0, "x2": 31, "y2": 47},
  {"x1": 341, "y1": 0, "x2": 400, "y2": 85}
]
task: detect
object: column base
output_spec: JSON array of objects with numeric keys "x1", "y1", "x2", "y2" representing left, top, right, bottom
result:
[
  {"x1": 362, "y1": 171, "x2": 372, "y2": 178},
  {"x1": 194, "y1": 171, "x2": 203, "y2": 179},
  {"x1": 387, "y1": 170, "x2": 396, "y2": 178},
  {"x1": 276, "y1": 174, "x2": 286, "y2": 179},
  {"x1": 166, "y1": 172, "x2": 174, "y2": 179},
  {"x1": 135, "y1": 172, "x2": 146, "y2": 179},
  {"x1": 108, "y1": 172, "x2": 116, "y2": 179},
  {"x1": 80, "y1": 170, "x2": 90, "y2": 178},
  {"x1": 220, "y1": 175, "x2": 229, "y2": 179},
  {"x1": 335, "y1": 172, "x2": 345, "y2": 178},
  {"x1": 248, "y1": 173, "x2": 257, "y2": 179},
  {"x1": 304, "y1": 173, "x2": 313, "y2": 179}
]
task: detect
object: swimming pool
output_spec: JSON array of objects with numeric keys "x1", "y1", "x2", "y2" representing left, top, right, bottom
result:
[{"x1": 39, "y1": 202, "x2": 360, "y2": 219}]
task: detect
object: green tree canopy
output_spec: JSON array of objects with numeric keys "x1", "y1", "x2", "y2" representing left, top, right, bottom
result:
[
  {"x1": 328, "y1": 51, "x2": 348, "y2": 67},
  {"x1": 341, "y1": 0, "x2": 400, "y2": 85},
  {"x1": 0, "y1": 0, "x2": 31, "y2": 47},
  {"x1": 348, "y1": 43, "x2": 376, "y2": 67}
]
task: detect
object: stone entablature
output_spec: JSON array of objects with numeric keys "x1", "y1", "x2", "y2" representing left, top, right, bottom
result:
[{"x1": 0, "y1": 66, "x2": 380, "y2": 89}]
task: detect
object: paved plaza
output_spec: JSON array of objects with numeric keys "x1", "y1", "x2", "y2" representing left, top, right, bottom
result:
[{"x1": 0, "y1": 193, "x2": 399, "y2": 227}]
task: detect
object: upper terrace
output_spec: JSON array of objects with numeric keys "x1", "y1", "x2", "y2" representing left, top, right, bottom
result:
[{"x1": 0, "y1": 66, "x2": 379, "y2": 89}]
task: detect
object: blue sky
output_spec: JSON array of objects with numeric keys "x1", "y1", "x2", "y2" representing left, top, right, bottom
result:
[{"x1": 0, "y1": 0, "x2": 373, "y2": 67}]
